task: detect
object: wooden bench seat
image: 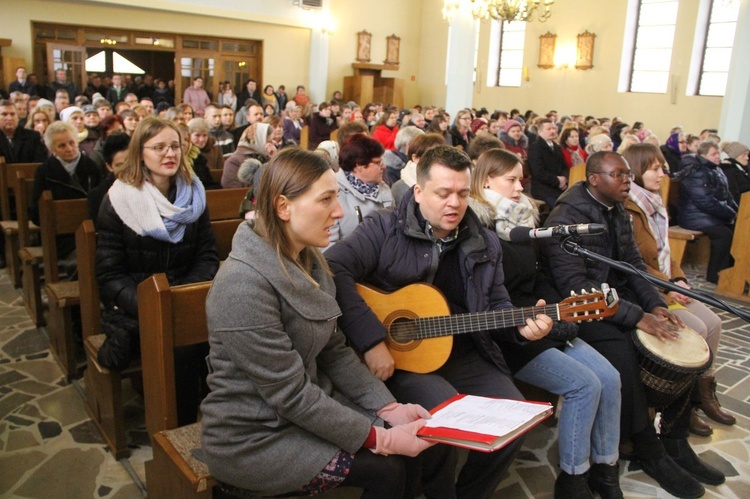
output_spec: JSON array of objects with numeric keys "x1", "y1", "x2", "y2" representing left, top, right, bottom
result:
[
  {"x1": 16, "y1": 172, "x2": 45, "y2": 326},
  {"x1": 152, "y1": 422, "x2": 215, "y2": 495},
  {"x1": 668, "y1": 226, "x2": 704, "y2": 267}
]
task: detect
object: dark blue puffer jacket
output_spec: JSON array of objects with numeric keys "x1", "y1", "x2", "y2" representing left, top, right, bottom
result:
[{"x1": 675, "y1": 155, "x2": 737, "y2": 230}]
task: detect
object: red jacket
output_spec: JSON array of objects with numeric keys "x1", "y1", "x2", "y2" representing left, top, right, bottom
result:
[
  {"x1": 371, "y1": 125, "x2": 399, "y2": 151},
  {"x1": 562, "y1": 146, "x2": 588, "y2": 169}
]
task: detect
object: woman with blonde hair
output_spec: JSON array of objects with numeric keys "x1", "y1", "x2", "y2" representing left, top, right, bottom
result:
[
  {"x1": 95, "y1": 118, "x2": 218, "y2": 426},
  {"x1": 201, "y1": 148, "x2": 438, "y2": 498},
  {"x1": 470, "y1": 148, "x2": 622, "y2": 498},
  {"x1": 24, "y1": 105, "x2": 52, "y2": 136},
  {"x1": 448, "y1": 108, "x2": 474, "y2": 151},
  {"x1": 585, "y1": 134, "x2": 614, "y2": 156}
]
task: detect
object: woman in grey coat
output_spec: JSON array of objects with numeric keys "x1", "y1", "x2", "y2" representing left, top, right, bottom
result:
[
  {"x1": 328, "y1": 135, "x2": 393, "y2": 247},
  {"x1": 201, "y1": 148, "x2": 437, "y2": 498}
]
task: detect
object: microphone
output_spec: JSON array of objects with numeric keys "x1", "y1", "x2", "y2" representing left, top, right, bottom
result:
[{"x1": 508, "y1": 224, "x2": 606, "y2": 243}]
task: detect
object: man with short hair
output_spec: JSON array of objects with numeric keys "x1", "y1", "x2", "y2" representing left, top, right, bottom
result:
[
  {"x1": 9, "y1": 67, "x2": 37, "y2": 96},
  {"x1": 47, "y1": 69, "x2": 78, "y2": 101},
  {"x1": 84, "y1": 73, "x2": 107, "y2": 100},
  {"x1": 139, "y1": 98, "x2": 155, "y2": 116},
  {"x1": 327, "y1": 146, "x2": 552, "y2": 499},
  {"x1": 107, "y1": 74, "x2": 128, "y2": 106},
  {"x1": 220, "y1": 106, "x2": 235, "y2": 131},
  {"x1": 232, "y1": 103, "x2": 264, "y2": 145},
  {"x1": 204, "y1": 103, "x2": 234, "y2": 154},
  {"x1": 528, "y1": 118, "x2": 568, "y2": 207},
  {"x1": 54, "y1": 89, "x2": 71, "y2": 118},
  {"x1": 542, "y1": 151, "x2": 725, "y2": 498},
  {"x1": 137, "y1": 73, "x2": 156, "y2": 100},
  {"x1": 183, "y1": 77, "x2": 210, "y2": 117},
  {"x1": 0, "y1": 100, "x2": 47, "y2": 164},
  {"x1": 123, "y1": 93, "x2": 139, "y2": 107}
]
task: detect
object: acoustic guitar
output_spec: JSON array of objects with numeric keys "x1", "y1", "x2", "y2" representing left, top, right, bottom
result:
[{"x1": 356, "y1": 282, "x2": 620, "y2": 373}]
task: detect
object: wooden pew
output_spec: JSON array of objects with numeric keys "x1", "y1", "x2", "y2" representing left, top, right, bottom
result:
[
  {"x1": 39, "y1": 191, "x2": 90, "y2": 380},
  {"x1": 78, "y1": 218, "x2": 241, "y2": 459},
  {"x1": 568, "y1": 163, "x2": 586, "y2": 186},
  {"x1": 205, "y1": 187, "x2": 247, "y2": 221},
  {"x1": 17, "y1": 172, "x2": 45, "y2": 327},
  {"x1": 209, "y1": 169, "x2": 222, "y2": 184},
  {"x1": 300, "y1": 125, "x2": 309, "y2": 150},
  {"x1": 0, "y1": 161, "x2": 42, "y2": 287},
  {"x1": 138, "y1": 274, "x2": 215, "y2": 498},
  {"x1": 717, "y1": 191, "x2": 750, "y2": 301}
]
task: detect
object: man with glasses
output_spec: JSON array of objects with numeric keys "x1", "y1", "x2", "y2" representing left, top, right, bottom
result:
[{"x1": 542, "y1": 151, "x2": 724, "y2": 498}]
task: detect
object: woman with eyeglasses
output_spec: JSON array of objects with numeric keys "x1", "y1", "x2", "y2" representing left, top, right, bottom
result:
[
  {"x1": 95, "y1": 117, "x2": 219, "y2": 424},
  {"x1": 448, "y1": 109, "x2": 474, "y2": 151},
  {"x1": 623, "y1": 143, "x2": 733, "y2": 436}
]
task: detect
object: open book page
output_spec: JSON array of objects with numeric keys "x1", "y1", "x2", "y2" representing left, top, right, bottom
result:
[{"x1": 424, "y1": 395, "x2": 551, "y2": 436}]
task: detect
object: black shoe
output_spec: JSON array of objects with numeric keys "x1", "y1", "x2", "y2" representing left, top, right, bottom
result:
[
  {"x1": 555, "y1": 471, "x2": 594, "y2": 499},
  {"x1": 639, "y1": 453, "x2": 705, "y2": 498},
  {"x1": 588, "y1": 463, "x2": 623, "y2": 499},
  {"x1": 662, "y1": 437, "x2": 726, "y2": 486}
]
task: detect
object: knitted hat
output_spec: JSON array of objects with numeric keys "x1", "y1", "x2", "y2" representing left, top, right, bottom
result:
[
  {"x1": 82, "y1": 105, "x2": 97, "y2": 115},
  {"x1": 59, "y1": 106, "x2": 83, "y2": 122},
  {"x1": 503, "y1": 119, "x2": 522, "y2": 133},
  {"x1": 470, "y1": 118, "x2": 488, "y2": 134},
  {"x1": 722, "y1": 141, "x2": 749, "y2": 160}
]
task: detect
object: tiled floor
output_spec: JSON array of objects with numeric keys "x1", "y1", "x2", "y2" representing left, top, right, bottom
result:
[{"x1": 1, "y1": 265, "x2": 749, "y2": 498}]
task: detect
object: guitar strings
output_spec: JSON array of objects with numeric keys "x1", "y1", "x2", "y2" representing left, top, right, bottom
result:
[{"x1": 389, "y1": 303, "x2": 606, "y2": 342}]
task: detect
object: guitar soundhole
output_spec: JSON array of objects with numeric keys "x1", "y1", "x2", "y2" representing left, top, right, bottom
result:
[{"x1": 385, "y1": 312, "x2": 421, "y2": 352}]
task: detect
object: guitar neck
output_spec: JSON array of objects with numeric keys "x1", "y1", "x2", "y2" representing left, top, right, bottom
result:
[{"x1": 403, "y1": 305, "x2": 561, "y2": 340}]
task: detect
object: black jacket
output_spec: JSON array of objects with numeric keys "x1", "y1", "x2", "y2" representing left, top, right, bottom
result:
[
  {"x1": 325, "y1": 188, "x2": 521, "y2": 377},
  {"x1": 675, "y1": 155, "x2": 737, "y2": 230},
  {"x1": 95, "y1": 191, "x2": 219, "y2": 370},
  {"x1": 448, "y1": 125, "x2": 474, "y2": 151},
  {"x1": 31, "y1": 154, "x2": 101, "y2": 226},
  {"x1": 0, "y1": 127, "x2": 47, "y2": 164},
  {"x1": 720, "y1": 158, "x2": 750, "y2": 206},
  {"x1": 9, "y1": 80, "x2": 38, "y2": 96},
  {"x1": 528, "y1": 138, "x2": 568, "y2": 205},
  {"x1": 541, "y1": 181, "x2": 666, "y2": 331}
]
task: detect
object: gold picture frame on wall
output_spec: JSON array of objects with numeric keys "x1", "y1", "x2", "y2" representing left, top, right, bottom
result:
[
  {"x1": 356, "y1": 30, "x2": 372, "y2": 63},
  {"x1": 538, "y1": 32, "x2": 557, "y2": 69},
  {"x1": 385, "y1": 34, "x2": 401, "y2": 66},
  {"x1": 576, "y1": 31, "x2": 596, "y2": 70}
]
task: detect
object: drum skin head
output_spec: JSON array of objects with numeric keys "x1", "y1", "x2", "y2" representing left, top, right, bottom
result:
[{"x1": 635, "y1": 326, "x2": 710, "y2": 369}]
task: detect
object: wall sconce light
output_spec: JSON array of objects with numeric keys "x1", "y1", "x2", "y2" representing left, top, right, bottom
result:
[
  {"x1": 554, "y1": 44, "x2": 575, "y2": 69},
  {"x1": 100, "y1": 38, "x2": 117, "y2": 45}
]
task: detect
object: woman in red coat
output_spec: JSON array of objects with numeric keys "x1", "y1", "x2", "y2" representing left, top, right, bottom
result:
[
  {"x1": 560, "y1": 127, "x2": 587, "y2": 168},
  {"x1": 371, "y1": 109, "x2": 399, "y2": 151}
]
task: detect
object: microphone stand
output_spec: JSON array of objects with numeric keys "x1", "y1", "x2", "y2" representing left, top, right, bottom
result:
[{"x1": 560, "y1": 235, "x2": 750, "y2": 323}]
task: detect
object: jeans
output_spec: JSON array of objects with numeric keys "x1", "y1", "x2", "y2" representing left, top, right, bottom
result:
[{"x1": 514, "y1": 338, "x2": 621, "y2": 475}]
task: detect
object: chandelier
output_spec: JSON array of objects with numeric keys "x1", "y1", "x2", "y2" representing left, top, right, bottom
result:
[{"x1": 442, "y1": 0, "x2": 554, "y2": 24}]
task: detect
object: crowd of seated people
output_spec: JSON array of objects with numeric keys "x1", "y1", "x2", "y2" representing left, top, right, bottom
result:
[{"x1": 4, "y1": 67, "x2": 750, "y2": 499}]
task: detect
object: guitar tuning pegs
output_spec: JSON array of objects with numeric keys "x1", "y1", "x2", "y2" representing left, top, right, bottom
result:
[
  {"x1": 588, "y1": 318, "x2": 593, "y2": 322},
  {"x1": 581, "y1": 289, "x2": 587, "y2": 295},
  {"x1": 591, "y1": 288, "x2": 597, "y2": 293},
  {"x1": 571, "y1": 290, "x2": 577, "y2": 296}
]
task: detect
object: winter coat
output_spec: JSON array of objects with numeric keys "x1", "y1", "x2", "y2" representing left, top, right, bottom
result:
[
  {"x1": 371, "y1": 124, "x2": 399, "y2": 151},
  {"x1": 282, "y1": 117, "x2": 303, "y2": 144},
  {"x1": 308, "y1": 112, "x2": 338, "y2": 151},
  {"x1": 31, "y1": 154, "x2": 101, "y2": 226},
  {"x1": 94, "y1": 191, "x2": 219, "y2": 370},
  {"x1": 327, "y1": 168, "x2": 394, "y2": 246},
  {"x1": 383, "y1": 149, "x2": 408, "y2": 186},
  {"x1": 221, "y1": 145, "x2": 267, "y2": 189},
  {"x1": 325, "y1": 188, "x2": 522, "y2": 377},
  {"x1": 675, "y1": 155, "x2": 737, "y2": 230},
  {"x1": 527, "y1": 138, "x2": 568, "y2": 205},
  {"x1": 0, "y1": 127, "x2": 47, "y2": 164},
  {"x1": 498, "y1": 130, "x2": 528, "y2": 161},
  {"x1": 541, "y1": 182, "x2": 667, "y2": 331},
  {"x1": 625, "y1": 198, "x2": 686, "y2": 307},
  {"x1": 448, "y1": 125, "x2": 474, "y2": 151},
  {"x1": 661, "y1": 145, "x2": 683, "y2": 175},
  {"x1": 720, "y1": 158, "x2": 750, "y2": 206},
  {"x1": 201, "y1": 223, "x2": 393, "y2": 495}
]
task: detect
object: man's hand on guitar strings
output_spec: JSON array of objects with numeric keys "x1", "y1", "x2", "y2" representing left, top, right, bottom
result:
[
  {"x1": 517, "y1": 299, "x2": 553, "y2": 341},
  {"x1": 364, "y1": 341, "x2": 396, "y2": 381}
]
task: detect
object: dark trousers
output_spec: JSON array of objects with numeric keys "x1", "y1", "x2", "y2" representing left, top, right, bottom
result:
[
  {"x1": 577, "y1": 321, "x2": 694, "y2": 459},
  {"x1": 699, "y1": 224, "x2": 734, "y2": 283},
  {"x1": 386, "y1": 348, "x2": 523, "y2": 499}
]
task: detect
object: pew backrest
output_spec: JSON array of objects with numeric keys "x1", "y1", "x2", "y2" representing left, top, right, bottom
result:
[
  {"x1": 2, "y1": 162, "x2": 42, "y2": 220},
  {"x1": 39, "y1": 190, "x2": 90, "y2": 283},
  {"x1": 205, "y1": 187, "x2": 246, "y2": 221},
  {"x1": 138, "y1": 274, "x2": 212, "y2": 436}
]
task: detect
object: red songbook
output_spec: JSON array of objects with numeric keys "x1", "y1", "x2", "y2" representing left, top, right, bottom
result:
[{"x1": 417, "y1": 394, "x2": 554, "y2": 452}]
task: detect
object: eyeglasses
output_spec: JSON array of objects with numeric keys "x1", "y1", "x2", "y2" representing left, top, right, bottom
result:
[
  {"x1": 143, "y1": 144, "x2": 181, "y2": 154},
  {"x1": 590, "y1": 171, "x2": 635, "y2": 182}
]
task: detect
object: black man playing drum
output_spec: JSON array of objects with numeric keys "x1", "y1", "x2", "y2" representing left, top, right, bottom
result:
[{"x1": 542, "y1": 152, "x2": 725, "y2": 499}]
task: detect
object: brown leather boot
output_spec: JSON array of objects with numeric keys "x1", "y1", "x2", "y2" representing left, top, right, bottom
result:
[
  {"x1": 699, "y1": 375, "x2": 736, "y2": 425},
  {"x1": 689, "y1": 409, "x2": 712, "y2": 436}
]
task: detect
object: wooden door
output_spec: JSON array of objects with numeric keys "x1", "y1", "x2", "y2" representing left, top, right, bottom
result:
[{"x1": 45, "y1": 43, "x2": 86, "y2": 94}]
